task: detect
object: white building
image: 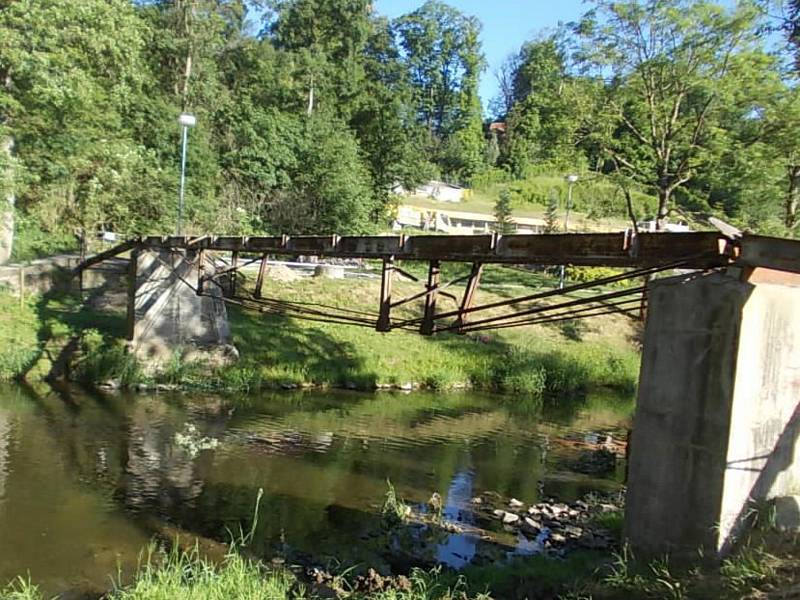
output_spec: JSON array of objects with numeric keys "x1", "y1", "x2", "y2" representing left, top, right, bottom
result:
[
  {"x1": 395, "y1": 205, "x2": 545, "y2": 235},
  {"x1": 392, "y1": 180, "x2": 468, "y2": 203}
]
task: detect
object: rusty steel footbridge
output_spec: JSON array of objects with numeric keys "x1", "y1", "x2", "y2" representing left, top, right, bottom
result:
[{"x1": 77, "y1": 230, "x2": 800, "y2": 337}]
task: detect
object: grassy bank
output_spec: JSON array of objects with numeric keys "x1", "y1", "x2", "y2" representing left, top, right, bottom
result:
[
  {"x1": 0, "y1": 263, "x2": 642, "y2": 397},
  {"x1": 3, "y1": 529, "x2": 797, "y2": 600},
  {"x1": 1, "y1": 546, "x2": 489, "y2": 600}
]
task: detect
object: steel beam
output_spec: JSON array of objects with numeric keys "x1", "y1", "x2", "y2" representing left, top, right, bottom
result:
[
  {"x1": 420, "y1": 260, "x2": 441, "y2": 336},
  {"x1": 377, "y1": 258, "x2": 394, "y2": 332},
  {"x1": 738, "y1": 235, "x2": 800, "y2": 274},
  {"x1": 229, "y1": 251, "x2": 239, "y2": 297},
  {"x1": 454, "y1": 263, "x2": 483, "y2": 334},
  {"x1": 254, "y1": 254, "x2": 269, "y2": 299},
  {"x1": 139, "y1": 232, "x2": 735, "y2": 269}
]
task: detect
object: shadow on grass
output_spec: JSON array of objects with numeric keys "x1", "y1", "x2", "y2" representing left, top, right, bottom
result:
[{"x1": 229, "y1": 306, "x2": 378, "y2": 389}]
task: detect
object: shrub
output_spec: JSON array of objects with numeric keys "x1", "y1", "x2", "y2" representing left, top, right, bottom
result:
[{"x1": 73, "y1": 329, "x2": 141, "y2": 386}]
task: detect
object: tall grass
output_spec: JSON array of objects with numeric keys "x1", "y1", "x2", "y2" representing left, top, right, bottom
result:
[
  {"x1": 1, "y1": 546, "x2": 490, "y2": 600},
  {"x1": 73, "y1": 329, "x2": 141, "y2": 386},
  {"x1": 113, "y1": 546, "x2": 300, "y2": 600}
]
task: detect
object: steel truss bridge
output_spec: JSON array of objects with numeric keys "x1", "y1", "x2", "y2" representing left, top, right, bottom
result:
[{"x1": 77, "y1": 231, "x2": 800, "y2": 336}]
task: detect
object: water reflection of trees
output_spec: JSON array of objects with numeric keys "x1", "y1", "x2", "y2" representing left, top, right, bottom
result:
[{"x1": 0, "y1": 383, "x2": 631, "y2": 573}]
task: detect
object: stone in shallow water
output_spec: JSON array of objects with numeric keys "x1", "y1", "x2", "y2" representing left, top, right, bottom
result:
[
  {"x1": 509, "y1": 498, "x2": 524, "y2": 509},
  {"x1": 522, "y1": 517, "x2": 541, "y2": 533},
  {"x1": 502, "y1": 512, "x2": 521, "y2": 525}
]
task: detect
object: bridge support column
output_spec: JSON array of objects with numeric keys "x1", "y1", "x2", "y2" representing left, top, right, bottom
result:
[
  {"x1": 420, "y1": 260, "x2": 440, "y2": 336},
  {"x1": 377, "y1": 258, "x2": 394, "y2": 332},
  {"x1": 625, "y1": 269, "x2": 800, "y2": 557},
  {"x1": 127, "y1": 248, "x2": 231, "y2": 363}
]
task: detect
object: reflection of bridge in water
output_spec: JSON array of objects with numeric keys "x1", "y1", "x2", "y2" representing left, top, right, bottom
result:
[{"x1": 77, "y1": 230, "x2": 800, "y2": 558}]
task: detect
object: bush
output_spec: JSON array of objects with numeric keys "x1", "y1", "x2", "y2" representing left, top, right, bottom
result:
[{"x1": 73, "y1": 329, "x2": 141, "y2": 386}]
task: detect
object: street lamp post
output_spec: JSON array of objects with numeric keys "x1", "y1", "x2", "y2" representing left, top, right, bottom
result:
[
  {"x1": 559, "y1": 174, "x2": 579, "y2": 289},
  {"x1": 176, "y1": 112, "x2": 197, "y2": 236}
]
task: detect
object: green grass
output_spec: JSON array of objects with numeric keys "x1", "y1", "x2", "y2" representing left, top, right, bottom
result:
[
  {"x1": 0, "y1": 262, "x2": 643, "y2": 396},
  {"x1": 0, "y1": 546, "x2": 490, "y2": 600}
]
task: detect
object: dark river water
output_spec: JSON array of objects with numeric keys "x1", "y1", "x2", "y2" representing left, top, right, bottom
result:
[{"x1": 0, "y1": 383, "x2": 632, "y2": 596}]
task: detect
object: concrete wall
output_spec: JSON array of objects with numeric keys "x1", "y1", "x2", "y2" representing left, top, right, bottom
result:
[
  {"x1": 129, "y1": 249, "x2": 230, "y2": 361},
  {"x1": 625, "y1": 269, "x2": 800, "y2": 556},
  {"x1": 0, "y1": 255, "x2": 128, "y2": 296}
]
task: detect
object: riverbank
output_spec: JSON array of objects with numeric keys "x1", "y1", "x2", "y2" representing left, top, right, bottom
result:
[
  {"x1": 3, "y1": 508, "x2": 796, "y2": 600},
  {"x1": 0, "y1": 264, "x2": 642, "y2": 396}
]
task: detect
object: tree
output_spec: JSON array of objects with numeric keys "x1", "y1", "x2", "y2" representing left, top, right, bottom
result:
[
  {"x1": 350, "y1": 17, "x2": 433, "y2": 208},
  {"x1": 544, "y1": 193, "x2": 560, "y2": 233},
  {"x1": 265, "y1": 0, "x2": 371, "y2": 117},
  {"x1": 494, "y1": 189, "x2": 515, "y2": 234},
  {"x1": 573, "y1": 0, "x2": 764, "y2": 229},
  {"x1": 265, "y1": 112, "x2": 377, "y2": 234},
  {"x1": 0, "y1": 0, "x2": 161, "y2": 243},
  {"x1": 501, "y1": 35, "x2": 592, "y2": 176},
  {"x1": 393, "y1": 1, "x2": 486, "y2": 181}
]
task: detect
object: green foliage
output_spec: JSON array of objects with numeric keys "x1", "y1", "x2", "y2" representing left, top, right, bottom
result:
[
  {"x1": 393, "y1": 1, "x2": 486, "y2": 182},
  {"x1": 493, "y1": 190, "x2": 514, "y2": 234},
  {"x1": 73, "y1": 330, "x2": 141, "y2": 387},
  {"x1": 720, "y1": 545, "x2": 778, "y2": 591},
  {"x1": 565, "y1": 266, "x2": 631, "y2": 288},
  {"x1": 10, "y1": 212, "x2": 77, "y2": 262},
  {"x1": 382, "y1": 479, "x2": 412, "y2": 526}
]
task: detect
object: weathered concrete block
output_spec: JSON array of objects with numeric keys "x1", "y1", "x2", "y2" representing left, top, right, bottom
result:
[
  {"x1": 129, "y1": 249, "x2": 231, "y2": 362},
  {"x1": 773, "y1": 496, "x2": 800, "y2": 532},
  {"x1": 625, "y1": 270, "x2": 800, "y2": 557},
  {"x1": 314, "y1": 264, "x2": 345, "y2": 279}
]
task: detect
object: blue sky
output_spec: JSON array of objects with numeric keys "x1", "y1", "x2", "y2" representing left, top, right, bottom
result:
[{"x1": 375, "y1": 0, "x2": 589, "y2": 109}]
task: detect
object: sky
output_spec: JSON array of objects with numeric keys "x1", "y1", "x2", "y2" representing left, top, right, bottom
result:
[{"x1": 375, "y1": 0, "x2": 590, "y2": 110}]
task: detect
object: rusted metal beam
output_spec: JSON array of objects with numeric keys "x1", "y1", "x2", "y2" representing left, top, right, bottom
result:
[
  {"x1": 141, "y1": 232, "x2": 734, "y2": 269},
  {"x1": 738, "y1": 235, "x2": 800, "y2": 274},
  {"x1": 126, "y1": 248, "x2": 139, "y2": 341},
  {"x1": 420, "y1": 260, "x2": 441, "y2": 336},
  {"x1": 454, "y1": 263, "x2": 483, "y2": 333},
  {"x1": 74, "y1": 239, "x2": 140, "y2": 275},
  {"x1": 377, "y1": 258, "x2": 394, "y2": 332},
  {"x1": 229, "y1": 251, "x2": 239, "y2": 297},
  {"x1": 254, "y1": 254, "x2": 269, "y2": 299},
  {"x1": 197, "y1": 249, "x2": 206, "y2": 296}
]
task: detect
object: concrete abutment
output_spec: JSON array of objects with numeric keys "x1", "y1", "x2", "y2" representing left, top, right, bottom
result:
[
  {"x1": 127, "y1": 249, "x2": 233, "y2": 365},
  {"x1": 625, "y1": 269, "x2": 800, "y2": 556}
]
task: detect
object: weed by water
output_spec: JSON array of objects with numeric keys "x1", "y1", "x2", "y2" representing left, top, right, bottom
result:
[
  {"x1": 73, "y1": 329, "x2": 141, "y2": 386},
  {"x1": 382, "y1": 480, "x2": 411, "y2": 527},
  {"x1": 0, "y1": 577, "x2": 42, "y2": 600}
]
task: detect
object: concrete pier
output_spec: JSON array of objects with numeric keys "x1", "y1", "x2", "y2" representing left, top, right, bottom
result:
[
  {"x1": 625, "y1": 269, "x2": 800, "y2": 556},
  {"x1": 127, "y1": 249, "x2": 230, "y2": 361}
]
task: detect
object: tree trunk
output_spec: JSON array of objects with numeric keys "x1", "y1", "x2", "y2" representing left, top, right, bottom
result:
[
  {"x1": 0, "y1": 137, "x2": 14, "y2": 265},
  {"x1": 656, "y1": 187, "x2": 670, "y2": 231},
  {"x1": 179, "y1": 0, "x2": 193, "y2": 110},
  {"x1": 307, "y1": 76, "x2": 315, "y2": 115},
  {"x1": 786, "y1": 165, "x2": 799, "y2": 230}
]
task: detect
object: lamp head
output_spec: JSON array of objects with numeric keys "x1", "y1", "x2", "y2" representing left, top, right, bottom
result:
[
  {"x1": 565, "y1": 174, "x2": 579, "y2": 184},
  {"x1": 178, "y1": 113, "x2": 197, "y2": 127}
]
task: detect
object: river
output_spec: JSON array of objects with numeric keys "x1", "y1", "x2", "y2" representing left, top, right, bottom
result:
[{"x1": 0, "y1": 383, "x2": 632, "y2": 596}]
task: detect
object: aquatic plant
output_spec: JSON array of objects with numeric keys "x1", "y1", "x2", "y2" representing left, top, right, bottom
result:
[
  {"x1": 382, "y1": 480, "x2": 412, "y2": 527},
  {"x1": 174, "y1": 423, "x2": 220, "y2": 458}
]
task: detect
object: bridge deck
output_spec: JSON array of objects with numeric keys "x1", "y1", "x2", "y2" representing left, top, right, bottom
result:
[{"x1": 141, "y1": 231, "x2": 735, "y2": 268}]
